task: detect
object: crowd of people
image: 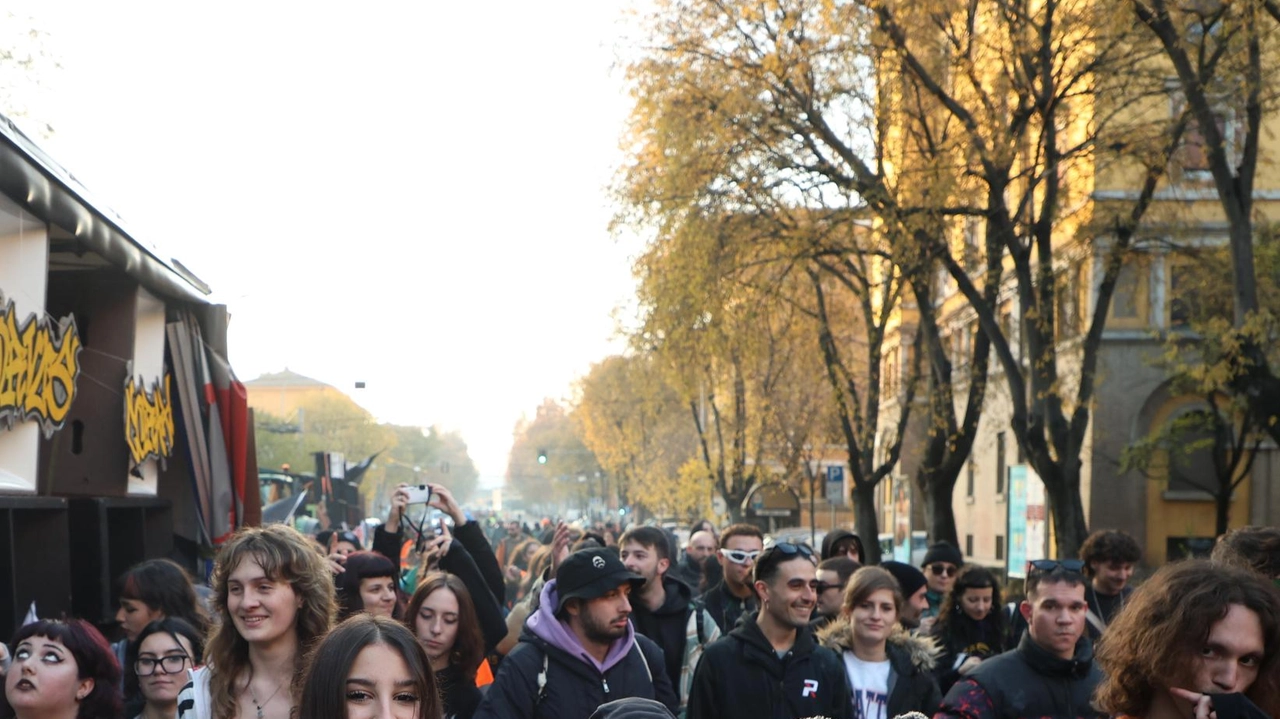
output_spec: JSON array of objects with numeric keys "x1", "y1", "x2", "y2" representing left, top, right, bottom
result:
[{"x1": 2, "y1": 488, "x2": 1280, "y2": 719}]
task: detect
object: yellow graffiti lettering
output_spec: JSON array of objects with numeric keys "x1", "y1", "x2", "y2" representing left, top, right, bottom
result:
[
  {"x1": 124, "y1": 373, "x2": 175, "y2": 465},
  {"x1": 0, "y1": 296, "x2": 82, "y2": 438}
]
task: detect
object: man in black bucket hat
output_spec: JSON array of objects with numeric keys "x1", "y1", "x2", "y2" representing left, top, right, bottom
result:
[{"x1": 475, "y1": 547, "x2": 678, "y2": 719}]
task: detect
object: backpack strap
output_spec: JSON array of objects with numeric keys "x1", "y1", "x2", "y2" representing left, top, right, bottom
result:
[
  {"x1": 536, "y1": 651, "x2": 549, "y2": 704},
  {"x1": 692, "y1": 601, "x2": 707, "y2": 646},
  {"x1": 633, "y1": 635, "x2": 654, "y2": 685},
  {"x1": 1085, "y1": 609, "x2": 1107, "y2": 635}
]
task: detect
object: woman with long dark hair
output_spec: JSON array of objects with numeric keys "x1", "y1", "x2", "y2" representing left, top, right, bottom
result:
[
  {"x1": 112, "y1": 559, "x2": 208, "y2": 701},
  {"x1": 929, "y1": 565, "x2": 1009, "y2": 694},
  {"x1": 404, "y1": 573, "x2": 486, "y2": 719},
  {"x1": 2, "y1": 619, "x2": 122, "y2": 719},
  {"x1": 298, "y1": 614, "x2": 440, "y2": 719}
]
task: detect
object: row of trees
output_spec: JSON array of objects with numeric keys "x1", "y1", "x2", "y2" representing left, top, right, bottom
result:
[
  {"x1": 508, "y1": 0, "x2": 1280, "y2": 561},
  {"x1": 255, "y1": 393, "x2": 479, "y2": 516}
]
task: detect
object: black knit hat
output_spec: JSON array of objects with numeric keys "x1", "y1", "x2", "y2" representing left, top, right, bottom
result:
[
  {"x1": 881, "y1": 561, "x2": 928, "y2": 598},
  {"x1": 554, "y1": 548, "x2": 643, "y2": 613},
  {"x1": 922, "y1": 541, "x2": 964, "y2": 568}
]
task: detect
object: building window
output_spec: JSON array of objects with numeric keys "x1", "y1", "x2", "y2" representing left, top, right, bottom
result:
[
  {"x1": 995, "y1": 534, "x2": 1006, "y2": 561},
  {"x1": 966, "y1": 460, "x2": 975, "y2": 498},
  {"x1": 1108, "y1": 261, "x2": 1149, "y2": 327},
  {"x1": 996, "y1": 432, "x2": 1007, "y2": 495},
  {"x1": 965, "y1": 534, "x2": 974, "y2": 557}
]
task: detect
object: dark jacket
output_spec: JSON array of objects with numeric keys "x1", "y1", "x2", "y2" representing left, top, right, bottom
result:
[
  {"x1": 437, "y1": 535, "x2": 508, "y2": 654},
  {"x1": 669, "y1": 554, "x2": 705, "y2": 593},
  {"x1": 821, "y1": 529, "x2": 865, "y2": 562},
  {"x1": 930, "y1": 614, "x2": 1010, "y2": 694},
  {"x1": 437, "y1": 662, "x2": 482, "y2": 719},
  {"x1": 630, "y1": 576, "x2": 701, "y2": 693},
  {"x1": 934, "y1": 633, "x2": 1104, "y2": 719},
  {"x1": 687, "y1": 613, "x2": 852, "y2": 719},
  {"x1": 473, "y1": 581, "x2": 678, "y2": 719},
  {"x1": 699, "y1": 581, "x2": 756, "y2": 635},
  {"x1": 1082, "y1": 584, "x2": 1132, "y2": 641},
  {"x1": 818, "y1": 620, "x2": 943, "y2": 717}
]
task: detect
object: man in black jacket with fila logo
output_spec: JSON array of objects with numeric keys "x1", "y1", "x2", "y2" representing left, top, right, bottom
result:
[{"x1": 687, "y1": 541, "x2": 852, "y2": 719}]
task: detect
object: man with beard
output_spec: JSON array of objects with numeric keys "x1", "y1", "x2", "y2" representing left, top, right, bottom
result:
[
  {"x1": 880, "y1": 561, "x2": 930, "y2": 631},
  {"x1": 621, "y1": 526, "x2": 721, "y2": 715},
  {"x1": 495, "y1": 519, "x2": 528, "y2": 569},
  {"x1": 1078, "y1": 529, "x2": 1142, "y2": 640},
  {"x1": 701, "y1": 524, "x2": 764, "y2": 634},
  {"x1": 670, "y1": 530, "x2": 718, "y2": 592},
  {"x1": 1095, "y1": 559, "x2": 1280, "y2": 719},
  {"x1": 935, "y1": 560, "x2": 1103, "y2": 719},
  {"x1": 687, "y1": 542, "x2": 852, "y2": 719},
  {"x1": 810, "y1": 556, "x2": 860, "y2": 633},
  {"x1": 475, "y1": 548, "x2": 678, "y2": 719}
]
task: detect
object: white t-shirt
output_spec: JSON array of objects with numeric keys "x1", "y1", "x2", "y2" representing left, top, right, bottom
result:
[{"x1": 843, "y1": 652, "x2": 891, "y2": 719}]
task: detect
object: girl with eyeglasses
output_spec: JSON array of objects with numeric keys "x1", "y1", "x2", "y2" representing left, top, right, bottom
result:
[
  {"x1": 126, "y1": 619, "x2": 204, "y2": 719},
  {"x1": 928, "y1": 565, "x2": 1009, "y2": 694}
]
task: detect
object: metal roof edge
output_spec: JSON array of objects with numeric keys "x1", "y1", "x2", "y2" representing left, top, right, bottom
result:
[{"x1": 0, "y1": 113, "x2": 213, "y2": 305}]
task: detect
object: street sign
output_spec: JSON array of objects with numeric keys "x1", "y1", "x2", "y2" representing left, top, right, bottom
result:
[
  {"x1": 825, "y1": 465, "x2": 845, "y2": 505},
  {"x1": 711, "y1": 495, "x2": 728, "y2": 516}
]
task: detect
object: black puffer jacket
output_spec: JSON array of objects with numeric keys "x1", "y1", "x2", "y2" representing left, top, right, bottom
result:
[
  {"x1": 687, "y1": 614, "x2": 852, "y2": 719},
  {"x1": 935, "y1": 633, "x2": 1104, "y2": 719},
  {"x1": 818, "y1": 621, "x2": 943, "y2": 717}
]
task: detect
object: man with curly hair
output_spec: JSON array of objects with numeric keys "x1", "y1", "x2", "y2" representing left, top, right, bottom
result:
[
  {"x1": 1094, "y1": 559, "x2": 1280, "y2": 719},
  {"x1": 1212, "y1": 526, "x2": 1280, "y2": 581},
  {"x1": 1078, "y1": 529, "x2": 1142, "y2": 640}
]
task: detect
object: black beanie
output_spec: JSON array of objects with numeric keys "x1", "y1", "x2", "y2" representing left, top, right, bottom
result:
[
  {"x1": 881, "y1": 561, "x2": 928, "y2": 598},
  {"x1": 921, "y1": 541, "x2": 964, "y2": 568}
]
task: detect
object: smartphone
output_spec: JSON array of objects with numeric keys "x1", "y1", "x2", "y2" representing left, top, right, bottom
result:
[{"x1": 403, "y1": 484, "x2": 433, "y2": 505}]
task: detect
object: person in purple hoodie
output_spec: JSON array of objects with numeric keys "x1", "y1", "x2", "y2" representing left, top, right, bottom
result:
[{"x1": 473, "y1": 547, "x2": 679, "y2": 719}]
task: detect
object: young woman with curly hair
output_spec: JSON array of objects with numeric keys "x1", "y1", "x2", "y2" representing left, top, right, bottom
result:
[{"x1": 177, "y1": 524, "x2": 336, "y2": 719}]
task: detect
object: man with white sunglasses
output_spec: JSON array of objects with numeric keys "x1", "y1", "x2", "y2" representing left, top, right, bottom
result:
[{"x1": 699, "y1": 524, "x2": 764, "y2": 634}]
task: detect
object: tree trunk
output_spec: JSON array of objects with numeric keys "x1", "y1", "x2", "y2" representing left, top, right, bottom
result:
[
  {"x1": 853, "y1": 481, "x2": 882, "y2": 564},
  {"x1": 1215, "y1": 492, "x2": 1231, "y2": 538},
  {"x1": 1040, "y1": 465, "x2": 1089, "y2": 559},
  {"x1": 918, "y1": 463, "x2": 960, "y2": 547}
]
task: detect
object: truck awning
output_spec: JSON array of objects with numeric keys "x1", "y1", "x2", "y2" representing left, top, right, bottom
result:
[{"x1": 0, "y1": 114, "x2": 212, "y2": 305}]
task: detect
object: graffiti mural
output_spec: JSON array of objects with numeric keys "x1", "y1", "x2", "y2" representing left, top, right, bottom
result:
[
  {"x1": 124, "y1": 372, "x2": 175, "y2": 465},
  {"x1": 0, "y1": 296, "x2": 82, "y2": 438}
]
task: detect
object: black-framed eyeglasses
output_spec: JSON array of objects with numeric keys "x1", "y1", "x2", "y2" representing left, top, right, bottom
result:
[
  {"x1": 134, "y1": 654, "x2": 190, "y2": 676},
  {"x1": 815, "y1": 581, "x2": 841, "y2": 594},
  {"x1": 1028, "y1": 559, "x2": 1085, "y2": 573}
]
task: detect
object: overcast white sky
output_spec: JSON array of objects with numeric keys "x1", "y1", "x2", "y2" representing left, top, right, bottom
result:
[{"x1": 5, "y1": 1, "x2": 646, "y2": 488}]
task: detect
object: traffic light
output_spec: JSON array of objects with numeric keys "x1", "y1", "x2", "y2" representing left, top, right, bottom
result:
[{"x1": 537, "y1": 448, "x2": 548, "y2": 465}]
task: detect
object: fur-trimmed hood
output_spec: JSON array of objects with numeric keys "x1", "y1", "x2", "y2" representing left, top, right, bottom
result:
[{"x1": 816, "y1": 620, "x2": 940, "y2": 672}]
